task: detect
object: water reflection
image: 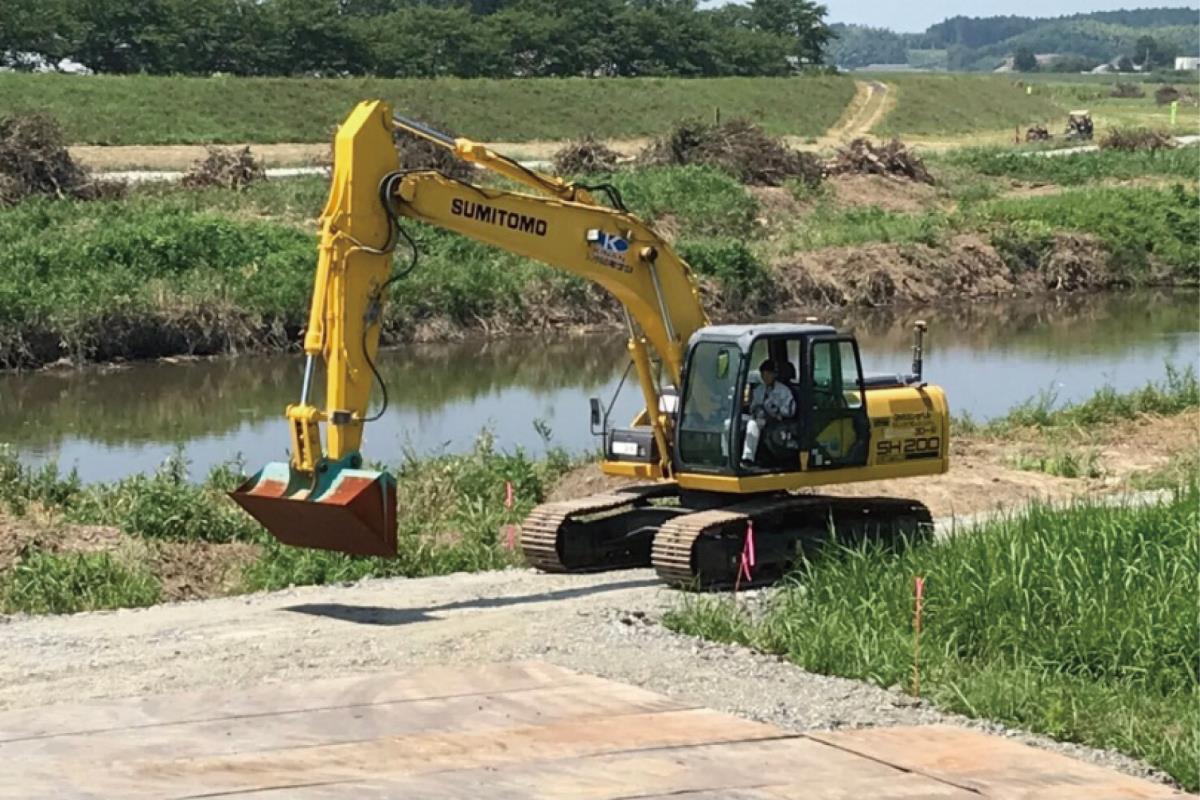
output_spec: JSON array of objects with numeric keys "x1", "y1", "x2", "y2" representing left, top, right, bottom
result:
[{"x1": 3, "y1": 290, "x2": 1196, "y2": 483}]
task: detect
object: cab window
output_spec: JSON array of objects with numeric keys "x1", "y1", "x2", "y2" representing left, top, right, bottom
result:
[{"x1": 678, "y1": 342, "x2": 742, "y2": 469}]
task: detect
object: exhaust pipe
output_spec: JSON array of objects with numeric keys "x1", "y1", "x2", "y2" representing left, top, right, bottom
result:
[{"x1": 910, "y1": 320, "x2": 927, "y2": 384}]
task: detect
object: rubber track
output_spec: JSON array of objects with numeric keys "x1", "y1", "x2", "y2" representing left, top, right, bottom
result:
[{"x1": 519, "y1": 483, "x2": 675, "y2": 573}]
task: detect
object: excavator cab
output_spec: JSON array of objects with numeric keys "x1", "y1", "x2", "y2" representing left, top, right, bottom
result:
[{"x1": 613, "y1": 324, "x2": 872, "y2": 478}]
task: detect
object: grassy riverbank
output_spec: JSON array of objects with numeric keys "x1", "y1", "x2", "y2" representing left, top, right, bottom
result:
[
  {"x1": 2, "y1": 146, "x2": 1196, "y2": 368},
  {"x1": 0, "y1": 432, "x2": 572, "y2": 613},
  {"x1": 665, "y1": 488, "x2": 1198, "y2": 790},
  {"x1": 1, "y1": 374, "x2": 1195, "y2": 614}
]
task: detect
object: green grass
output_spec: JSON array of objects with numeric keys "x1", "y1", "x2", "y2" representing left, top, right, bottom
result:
[
  {"x1": 0, "y1": 167, "x2": 761, "y2": 368},
  {"x1": 875, "y1": 75, "x2": 1065, "y2": 136},
  {"x1": 0, "y1": 74, "x2": 855, "y2": 145},
  {"x1": 956, "y1": 367, "x2": 1200, "y2": 436},
  {"x1": 1009, "y1": 448, "x2": 1103, "y2": 479},
  {"x1": 0, "y1": 551, "x2": 161, "y2": 615},
  {"x1": 0, "y1": 433, "x2": 576, "y2": 595},
  {"x1": 665, "y1": 489, "x2": 1200, "y2": 790},
  {"x1": 946, "y1": 145, "x2": 1200, "y2": 185}
]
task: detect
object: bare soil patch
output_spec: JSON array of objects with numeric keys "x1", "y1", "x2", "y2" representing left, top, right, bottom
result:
[
  {"x1": 70, "y1": 143, "x2": 330, "y2": 171},
  {"x1": 0, "y1": 513, "x2": 259, "y2": 601},
  {"x1": 150, "y1": 541, "x2": 260, "y2": 601},
  {"x1": 0, "y1": 516, "x2": 123, "y2": 572},
  {"x1": 775, "y1": 232, "x2": 1122, "y2": 310},
  {"x1": 828, "y1": 173, "x2": 940, "y2": 213}
]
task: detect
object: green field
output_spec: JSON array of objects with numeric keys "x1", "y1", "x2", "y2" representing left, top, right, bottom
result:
[
  {"x1": 0, "y1": 74, "x2": 855, "y2": 145},
  {"x1": 666, "y1": 486, "x2": 1200, "y2": 790},
  {"x1": 874, "y1": 74, "x2": 1066, "y2": 136},
  {"x1": 3, "y1": 72, "x2": 1192, "y2": 147}
]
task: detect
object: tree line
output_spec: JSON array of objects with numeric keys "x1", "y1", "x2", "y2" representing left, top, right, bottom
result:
[
  {"x1": 826, "y1": 6, "x2": 1197, "y2": 71},
  {"x1": 1, "y1": 0, "x2": 834, "y2": 77}
]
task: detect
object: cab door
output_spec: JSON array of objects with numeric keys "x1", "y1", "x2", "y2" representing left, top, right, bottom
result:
[{"x1": 802, "y1": 337, "x2": 870, "y2": 469}]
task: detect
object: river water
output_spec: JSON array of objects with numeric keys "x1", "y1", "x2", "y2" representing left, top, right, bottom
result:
[{"x1": 3, "y1": 290, "x2": 1196, "y2": 483}]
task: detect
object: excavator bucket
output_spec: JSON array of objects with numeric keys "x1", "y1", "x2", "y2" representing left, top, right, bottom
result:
[{"x1": 230, "y1": 461, "x2": 397, "y2": 557}]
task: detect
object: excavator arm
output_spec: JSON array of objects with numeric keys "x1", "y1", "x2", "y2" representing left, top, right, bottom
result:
[{"x1": 231, "y1": 100, "x2": 708, "y2": 557}]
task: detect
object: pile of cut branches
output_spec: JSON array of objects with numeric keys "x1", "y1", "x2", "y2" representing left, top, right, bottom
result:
[
  {"x1": 552, "y1": 136, "x2": 621, "y2": 175},
  {"x1": 639, "y1": 118, "x2": 822, "y2": 187},
  {"x1": 394, "y1": 121, "x2": 474, "y2": 181},
  {"x1": 1025, "y1": 125, "x2": 1051, "y2": 142},
  {"x1": 1100, "y1": 128, "x2": 1176, "y2": 152},
  {"x1": 182, "y1": 146, "x2": 266, "y2": 190},
  {"x1": 1110, "y1": 82, "x2": 1145, "y2": 98},
  {"x1": 0, "y1": 114, "x2": 125, "y2": 206},
  {"x1": 825, "y1": 138, "x2": 934, "y2": 185}
]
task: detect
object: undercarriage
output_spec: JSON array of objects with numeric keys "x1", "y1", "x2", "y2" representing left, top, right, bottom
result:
[{"x1": 520, "y1": 485, "x2": 933, "y2": 589}]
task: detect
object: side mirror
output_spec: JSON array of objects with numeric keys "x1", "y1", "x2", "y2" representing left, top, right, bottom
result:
[{"x1": 589, "y1": 397, "x2": 603, "y2": 433}]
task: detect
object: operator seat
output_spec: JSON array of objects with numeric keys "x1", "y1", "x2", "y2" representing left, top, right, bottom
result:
[{"x1": 757, "y1": 361, "x2": 803, "y2": 469}]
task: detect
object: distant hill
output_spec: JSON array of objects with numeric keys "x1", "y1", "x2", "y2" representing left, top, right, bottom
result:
[{"x1": 827, "y1": 7, "x2": 1199, "y2": 71}]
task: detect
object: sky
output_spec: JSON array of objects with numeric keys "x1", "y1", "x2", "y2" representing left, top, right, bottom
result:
[{"x1": 704, "y1": 1, "x2": 1199, "y2": 34}]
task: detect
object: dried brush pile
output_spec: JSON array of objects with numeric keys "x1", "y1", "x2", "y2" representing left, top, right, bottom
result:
[
  {"x1": 552, "y1": 136, "x2": 621, "y2": 175},
  {"x1": 0, "y1": 114, "x2": 125, "y2": 206},
  {"x1": 825, "y1": 138, "x2": 934, "y2": 185},
  {"x1": 394, "y1": 122, "x2": 474, "y2": 181},
  {"x1": 1154, "y1": 86, "x2": 1181, "y2": 106},
  {"x1": 639, "y1": 119, "x2": 823, "y2": 187},
  {"x1": 1025, "y1": 125, "x2": 1051, "y2": 142},
  {"x1": 1100, "y1": 128, "x2": 1177, "y2": 152},
  {"x1": 181, "y1": 146, "x2": 267, "y2": 190},
  {"x1": 1110, "y1": 82, "x2": 1145, "y2": 99}
]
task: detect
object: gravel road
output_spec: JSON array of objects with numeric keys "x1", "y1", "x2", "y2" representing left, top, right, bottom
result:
[{"x1": 0, "y1": 563, "x2": 1178, "y2": 790}]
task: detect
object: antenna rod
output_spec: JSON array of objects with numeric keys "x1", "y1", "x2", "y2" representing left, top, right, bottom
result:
[{"x1": 911, "y1": 320, "x2": 927, "y2": 384}]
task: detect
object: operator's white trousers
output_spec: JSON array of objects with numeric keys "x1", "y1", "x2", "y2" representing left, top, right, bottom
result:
[{"x1": 742, "y1": 418, "x2": 764, "y2": 461}]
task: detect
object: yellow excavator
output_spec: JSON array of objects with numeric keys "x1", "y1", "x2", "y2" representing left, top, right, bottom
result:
[{"x1": 231, "y1": 101, "x2": 950, "y2": 588}]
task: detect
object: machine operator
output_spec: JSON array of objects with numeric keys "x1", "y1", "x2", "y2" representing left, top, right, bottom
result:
[{"x1": 741, "y1": 359, "x2": 796, "y2": 466}]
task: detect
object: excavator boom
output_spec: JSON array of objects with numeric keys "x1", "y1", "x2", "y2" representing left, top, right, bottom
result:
[{"x1": 231, "y1": 100, "x2": 707, "y2": 556}]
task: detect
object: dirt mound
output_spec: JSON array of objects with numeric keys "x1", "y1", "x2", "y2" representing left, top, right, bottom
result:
[
  {"x1": 395, "y1": 121, "x2": 474, "y2": 181},
  {"x1": 0, "y1": 114, "x2": 126, "y2": 206},
  {"x1": 774, "y1": 233, "x2": 1120, "y2": 310},
  {"x1": 0, "y1": 511, "x2": 259, "y2": 603},
  {"x1": 152, "y1": 541, "x2": 260, "y2": 601},
  {"x1": 552, "y1": 136, "x2": 621, "y2": 175},
  {"x1": 546, "y1": 464, "x2": 637, "y2": 503},
  {"x1": 0, "y1": 516, "x2": 124, "y2": 572},
  {"x1": 828, "y1": 173, "x2": 939, "y2": 214},
  {"x1": 639, "y1": 119, "x2": 823, "y2": 187},
  {"x1": 825, "y1": 138, "x2": 934, "y2": 185},
  {"x1": 181, "y1": 146, "x2": 266, "y2": 190},
  {"x1": 1100, "y1": 128, "x2": 1176, "y2": 152}
]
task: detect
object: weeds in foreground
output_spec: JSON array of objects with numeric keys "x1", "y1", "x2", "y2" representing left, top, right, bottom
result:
[
  {"x1": 1009, "y1": 448, "x2": 1103, "y2": 479},
  {"x1": 0, "y1": 551, "x2": 161, "y2": 614},
  {"x1": 665, "y1": 488, "x2": 1200, "y2": 790}
]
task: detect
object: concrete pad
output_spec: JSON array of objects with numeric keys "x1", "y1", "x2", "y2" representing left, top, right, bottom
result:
[{"x1": 0, "y1": 661, "x2": 1183, "y2": 799}]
